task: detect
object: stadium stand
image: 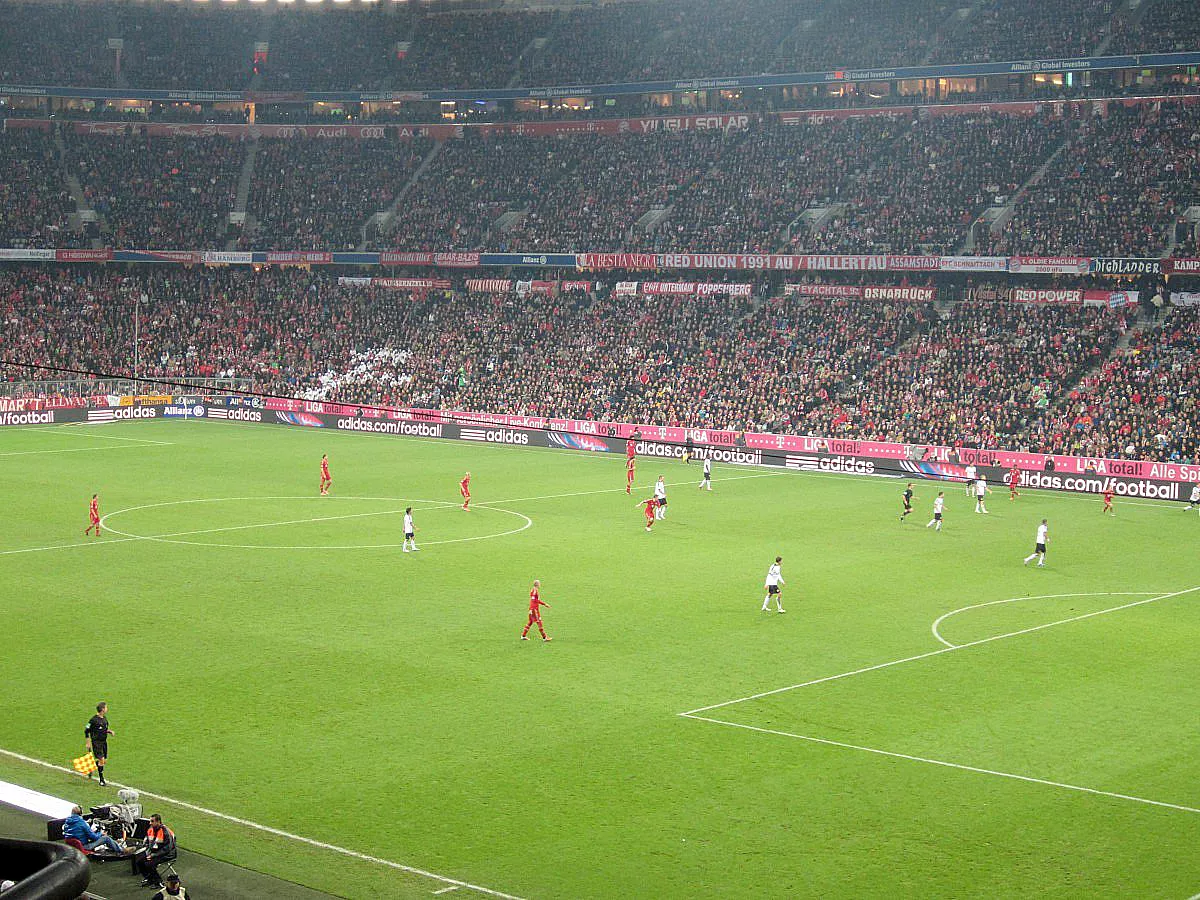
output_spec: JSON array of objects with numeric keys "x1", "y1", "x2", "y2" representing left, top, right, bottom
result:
[
  {"x1": 4, "y1": 266, "x2": 1195, "y2": 465},
  {"x1": 245, "y1": 137, "x2": 432, "y2": 251},
  {"x1": 1026, "y1": 308, "x2": 1199, "y2": 463},
  {"x1": 0, "y1": 130, "x2": 80, "y2": 249},
  {"x1": 0, "y1": 0, "x2": 1147, "y2": 92},
  {"x1": 67, "y1": 131, "x2": 244, "y2": 250},
  {"x1": 982, "y1": 100, "x2": 1200, "y2": 257}
]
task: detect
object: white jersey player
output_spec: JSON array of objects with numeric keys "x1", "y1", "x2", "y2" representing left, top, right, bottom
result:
[
  {"x1": 1187, "y1": 482, "x2": 1200, "y2": 512},
  {"x1": 653, "y1": 475, "x2": 667, "y2": 519},
  {"x1": 964, "y1": 463, "x2": 977, "y2": 496},
  {"x1": 926, "y1": 492, "x2": 945, "y2": 531},
  {"x1": 974, "y1": 474, "x2": 990, "y2": 513},
  {"x1": 761, "y1": 556, "x2": 785, "y2": 613},
  {"x1": 698, "y1": 458, "x2": 712, "y2": 491},
  {"x1": 1023, "y1": 519, "x2": 1049, "y2": 567},
  {"x1": 403, "y1": 507, "x2": 420, "y2": 552}
]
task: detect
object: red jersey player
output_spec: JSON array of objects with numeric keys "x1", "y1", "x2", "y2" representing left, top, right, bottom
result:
[
  {"x1": 1102, "y1": 487, "x2": 1115, "y2": 515},
  {"x1": 640, "y1": 496, "x2": 657, "y2": 532},
  {"x1": 320, "y1": 454, "x2": 332, "y2": 495},
  {"x1": 1007, "y1": 465, "x2": 1020, "y2": 501},
  {"x1": 84, "y1": 494, "x2": 101, "y2": 537},
  {"x1": 460, "y1": 471, "x2": 472, "y2": 510},
  {"x1": 625, "y1": 456, "x2": 636, "y2": 494},
  {"x1": 521, "y1": 580, "x2": 551, "y2": 641}
]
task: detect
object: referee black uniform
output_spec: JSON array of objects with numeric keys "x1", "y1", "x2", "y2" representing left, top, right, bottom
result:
[{"x1": 85, "y1": 703, "x2": 112, "y2": 786}]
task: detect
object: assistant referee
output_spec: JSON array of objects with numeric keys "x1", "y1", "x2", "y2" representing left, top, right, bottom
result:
[{"x1": 85, "y1": 701, "x2": 114, "y2": 786}]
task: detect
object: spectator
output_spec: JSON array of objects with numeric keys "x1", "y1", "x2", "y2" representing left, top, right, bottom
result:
[
  {"x1": 132, "y1": 814, "x2": 177, "y2": 888},
  {"x1": 62, "y1": 805, "x2": 129, "y2": 856}
]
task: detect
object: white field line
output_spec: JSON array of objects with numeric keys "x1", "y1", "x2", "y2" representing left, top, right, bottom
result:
[
  {"x1": 489, "y1": 469, "x2": 784, "y2": 505},
  {"x1": 17, "y1": 425, "x2": 174, "y2": 445},
  {"x1": 930, "y1": 591, "x2": 1158, "y2": 649},
  {"x1": 680, "y1": 715, "x2": 1200, "y2": 816},
  {"x1": 0, "y1": 748, "x2": 525, "y2": 900},
  {"x1": 220, "y1": 420, "x2": 1192, "y2": 510},
  {"x1": 0, "y1": 445, "x2": 166, "y2": 458},
  {"x1": 682, "y1": 585, "x2": 1200, "y2": 716},
  {"x1": 0, "y1": 536, "x2": 144, "y2": 556},
  {"x1": 434, "y1": 888, "x2": 463, "y2": 895},
  {"x1": 114, "y1": 503, "x2": 456, "y2": 541},
  {"x1": 0, "y1": 474, "x2": 778, "y2": 557}
]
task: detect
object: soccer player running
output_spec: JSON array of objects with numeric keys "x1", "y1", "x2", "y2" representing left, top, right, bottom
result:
[
  {"x1": 521, "y1": 580, "x2": 551, "y2": 641},
  {"x1": 698, "y1": 458, "x2": 712, "y2": 491},
  {"x1": 626, "y1": 455, "x2": 636, "y2": 494},
  {"x1": 84, "y1": 494, "x2": 101, "y2": 537},
  {"x1": 403, "y1": 507, "x2": 420, "y2": 552},
  {"x1": 319, "y1": 454, "x2": 332, "y2": 496},
  {"x1": 1007, "y1": 465, "x2": 1021, "y2": 501},
  {"x1": 84, "y1": 702, "x2": 114, "y2": 786},
  {"x1": 460, "y1": 471, "x2": 471, "y2": 510},
  {"x1": 653, "y1": 475, "x2": 667, "y2": 519},
  {"x1": 899, "y1": 483, "x2": 917, "y2": 522},
  {"x1": 1023, "y1": 519, "x2": 1049, "y2": 567},
  {"x1": 926, "y1": 491, "x2": 945, "y2": 531},
  {"x1": 639, "y1": 495, "x2": 657, "y2": 532},
  {"x1": 1186, "y1": 482, "x2": 1199, "y2": 512},
  {"x1": 1101, "y1": 487, "x2": 1115, "y2": 515},
  {"x1": 762, "y1": 556, "x2": 785, "y2": 613},
  {"x1": 974, "y1": 474, "x2": 991, "y2": 513}
]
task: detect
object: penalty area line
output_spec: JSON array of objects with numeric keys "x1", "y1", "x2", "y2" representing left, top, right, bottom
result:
[
  {"x1": 682, "y1": 585, "x2": 1200, "y2": 716},
  {"x1": 678, "y1": 715, "x2": 1200, "y2": 816},
  {"x1": 0, "y1": 747, "x2": 526, "y2": 900}
]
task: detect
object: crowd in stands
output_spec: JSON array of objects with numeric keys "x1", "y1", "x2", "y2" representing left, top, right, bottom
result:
[
  {"x1": 774, "y1": 0, "x2": 954, "y2": 73},
  {"x1": 0, "y1": 0, "x2": 1173, "y2": 93},
  {"x1": 816, "y1": 302, "x2": 1121, "y2": 448},
  {"x1": 0, "y1": 106, "x2": 1191, "y2": 255},
  {"x1": 0, "y1": 131, "x2": 80, "y2": 248},
  {"x1": 113, "y1": 2, "x2": 257, "y2": 92},
  {"x1": 501, "y1": 131, "x2": 728, "y2": 252},
  {"x1": 0, "y1": 2, "x2": 115, "y2": 86},
  {"x1": 0, "y1": 103, "x2": 1192, "y2": 255},
  {"x1": 259, "y1": 6, "x2": 404, "y2": 92},
  {"x1": 803, "y1": 113, "x2": 1064, "y2": 254},
  {"x1": 4, "y1": 266, "x2": 1196, "y2": 465},
  {"x1": 385, "y1": 135, "x2": 561, "y2": 252},
  {"x1": 1109, "y1": 0, "x2": 1200, "y2": 55},
  {"x1": 1026, "y1": 307, "x2": 1199, "y2": 463},
  {"x1": 982, "y1": 101, "x2": 1200, "y2": 257},
  {"x1": 245, "y1": 137, "x2": 432, "y2": 251},
  {"x1": 926, "y1": 0, "x2": 1114, "y2": 64},
  {"x1": 397, "y1": 11, "x2": 554, "y2": 91},
  {"x1": 68, "y1": 132, "x2": 243, "y2": 250}
]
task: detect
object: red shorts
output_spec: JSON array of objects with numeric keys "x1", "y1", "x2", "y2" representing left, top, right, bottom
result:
[
  {"x1": 461, "y1": 488, "x2": 470, "y2": 498},
  {"x1": 90, "y1": 516, "x2": 100, "y2": 525}
]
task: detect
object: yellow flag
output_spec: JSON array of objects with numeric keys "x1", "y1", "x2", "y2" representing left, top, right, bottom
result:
[{"x1": 72, "y1": 753, "x2": 97, "y2": 776}]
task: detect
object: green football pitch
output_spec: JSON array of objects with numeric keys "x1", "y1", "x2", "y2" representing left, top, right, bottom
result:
[{"x1": 1, "y1": 419, "x2": 1198, "y2": 899}]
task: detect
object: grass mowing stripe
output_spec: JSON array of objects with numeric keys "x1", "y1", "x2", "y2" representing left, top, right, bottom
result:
[
  {"x1": 682, "y1": 585, "x2": 1200, "y2": 715},
  {"x1": 679, "y1": 715, "x2": 1200, "y2": 815},
  {"x1": 0, "y1": 747, "x2": 527, "y2": 900}
]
